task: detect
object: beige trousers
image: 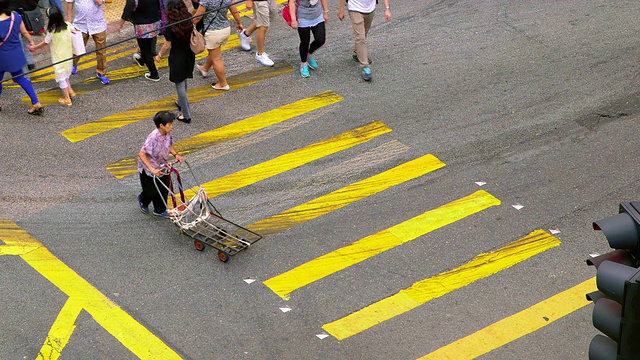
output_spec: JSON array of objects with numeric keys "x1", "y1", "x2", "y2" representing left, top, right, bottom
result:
[{"x1": 348, "y1": 10, "x2": 375, "y2": 67}]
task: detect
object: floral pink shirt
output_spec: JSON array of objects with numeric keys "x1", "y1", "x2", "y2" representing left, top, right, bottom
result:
[{"x1": 138, "y1": 129, "x2": 173, "y2": 176}]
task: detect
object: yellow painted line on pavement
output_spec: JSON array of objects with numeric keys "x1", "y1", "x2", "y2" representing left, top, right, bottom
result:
[
  {"x1": 82, "y1": 36, "x2": 238, "y2": 84},
  {"x1": 61, "y1": 62, "x2": 294, "y2": 142},
  {"x1": 248, "y1": 154, "x2": 446, "y2": 236},
  {"x1": 6, "y1": 41, "x2": 139, "y2": 88},
  {"x1": 24, "y1": 33, "x2": 243, "y2": 105},
  {"x1": 38, "y1": 298, "x2": 83, "y2": 360},
  {"x1": 322, "y1": 229, "x2": 562, "y2": 340},
  {"x1": 0, "y1": 219, "x2": 182, "y2": 359},
  {"x1": 418, "y1": 277, "x2": 594, "y2": 360},
  {"x1": 106, "y1": 90, "x2": 343, "y2": 178},
  {"x1": 263, "y1": 190, "x2": 502, "y2": 300},
  {"x1": 195, "y1": 121, "x2": 392, "y2": 199}
]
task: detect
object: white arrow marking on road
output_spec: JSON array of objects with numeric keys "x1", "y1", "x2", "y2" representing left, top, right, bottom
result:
[
  {"x1": 280, "y1": 307, "x2": 292, "y2": 313},
  {"x1": 316, "y1": 333, "x2": 329, "y2": 340},
  {"x1": 512, "y1": 204, "x2": 524, "y2": 210},
  {"x1": 475, "y1": 182, "x2": 486, "y2": 186},
  {"x1": 549, "y1": 229, "x2": 561, "y2": 235},
  {"x1": 243, "y1": 278, "x2": 257, "y2": 284}
]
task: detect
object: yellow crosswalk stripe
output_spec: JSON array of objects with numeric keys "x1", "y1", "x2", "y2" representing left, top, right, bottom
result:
[
  {"x1": 322, "y1": 229, "x2": 561, "y2": 340},
  {"x1": 38, "y1": 298, "x2": 83, "y2": 360},
  {"x1": 61, "y1": 62, "x2": 294, "y2": 142},
  {"x1": 263, "y1": 190, "x2": 502, "y2": 300},
  {"x1": 24, "y1": 34, "x2": 240, "y2": 105},
  {"x1": 192, "y1": 121, "x2": 391, "y2": 199},
  {"x1": 6, "y1": 41, "x2": 140, "y2": 88},
  {"x1": 248, "y1": 154, "x2": 446, "y2": 236},
  {"x1": 0, "y1": 219, "x2": 181, "y2": 359},
  {"x1": 106, "y1": 90, "x2": 343, "y2": 178},
  {"x1": 418, "y1": 277, "x2": 594, "y2": 359}
]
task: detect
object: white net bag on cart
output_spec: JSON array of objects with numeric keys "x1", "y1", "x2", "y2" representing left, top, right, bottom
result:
[{"x1": 167, "y1": 187, "x2": 212, "y2": 231}]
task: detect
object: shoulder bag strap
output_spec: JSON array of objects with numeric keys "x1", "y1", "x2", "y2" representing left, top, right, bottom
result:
[{"x1": 0, "y1": 12, "x2": 16, "y2": 48}]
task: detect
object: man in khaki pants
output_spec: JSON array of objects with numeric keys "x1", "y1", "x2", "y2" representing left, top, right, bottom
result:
[
  {"x1": 65, "y1": 0, "x2": 110, "y2": 84},
  {"x1": 338, "y1": 0, "x2": 390, "y2": 81}
]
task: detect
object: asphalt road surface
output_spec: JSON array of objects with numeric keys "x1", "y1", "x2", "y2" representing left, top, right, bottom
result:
[{"x1": 2, "y1": 1, "x2": 640, "y2": 359}]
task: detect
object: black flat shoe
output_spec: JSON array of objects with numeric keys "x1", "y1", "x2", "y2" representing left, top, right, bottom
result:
[
  {"x1": 27, "y1": 106, "x2": 44, "y2": 116},
  {"x1": 177, "y1": 115, "x2": 191, "y2": 124}
]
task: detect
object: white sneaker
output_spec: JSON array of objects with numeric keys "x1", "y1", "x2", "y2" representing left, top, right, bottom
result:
[
  {"x1": 133, "y1": 52, "x2": 144, "y2": 67},
  {"x1": 239, "y1": 30, "x2": 251, "y2": 51},
  {"x1": 255, "y1": 52, "x2": 274, "y2": 67}
]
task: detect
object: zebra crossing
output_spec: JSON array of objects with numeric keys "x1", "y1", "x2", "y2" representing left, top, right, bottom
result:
[{"x1": 0, "y1": 33, "x2": 574, "y2": 360}]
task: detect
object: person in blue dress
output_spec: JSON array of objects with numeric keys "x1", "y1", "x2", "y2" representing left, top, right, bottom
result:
[{"x1": 0, "y1": 0, "x2": 43, "y2": 114}]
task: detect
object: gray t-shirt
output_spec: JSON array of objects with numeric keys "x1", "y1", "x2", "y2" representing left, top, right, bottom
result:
[
  {"x1": 297, "y1": 0, "x2": 323, "y2": 21},
  {"x1": 199, "y1": 0, "x2": 230, "y2": 31}
]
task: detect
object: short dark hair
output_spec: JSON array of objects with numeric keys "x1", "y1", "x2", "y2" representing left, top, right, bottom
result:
[
  {"x1": 153, "y1": 111, "x2": 175, "y2": 128},
  {"x1": 0, "y1": 0, "x2": 15, "y2": 16}
]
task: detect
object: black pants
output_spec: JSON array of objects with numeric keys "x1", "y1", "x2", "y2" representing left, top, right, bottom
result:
[
  {"x1": 137, "y1": 37, "x2": 158, "y2": 77},
  {"x1": 139, "y1": 171, "x2": 169, "y2": 213},
  {"x1": 297, "y1": 21, "x2": 326, "y2": 63}
]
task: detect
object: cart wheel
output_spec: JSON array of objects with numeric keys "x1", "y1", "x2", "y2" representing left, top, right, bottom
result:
[
  {"x1": 194, "y1": 240, "x2": 205, "y2": 252},
  {"x1": 217, "y1": 251, "x2": 229, "y2": 263}
]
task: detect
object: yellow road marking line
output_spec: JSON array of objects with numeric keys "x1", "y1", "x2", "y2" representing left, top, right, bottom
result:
[
  {"x1": 193, "y1": 121, "x2": 391, "y2": 199},
  {"x1": 5, "y1": 41, "x2": 140, "y2": 88},
  {"x1": 418, "y1": 277, "x2": 594, "y2": 360},
  {"x1": 106, "y1": 90, "x2": 343, "y2": 178},
  {"x1": 248, "y1": 154, "x2": 446, "y2": 236},
  {"x1": 0, "y1": 219, "x2": 182, "y2": 359},
  {"x1": 38, "y1": 298, "x2": 83, "y2": 360},
  {"x1": 234, "y1": 0, "x2": 286, "y2": 15},
  {"x1": 263, "y1": 190, "x2": 502, "y2": 300},
  {"x1": 82, "y1": 36, "x2": 238, "y2": 84},
  {"x1": 24, "y1": 33, "x2": 242, "y2": 105},
  {"x1": 61, "y1": 62, "x2": 294, "y2": 142},
  {"x1": 322, "y1": 229, "x2": 562, "y2": 340}
]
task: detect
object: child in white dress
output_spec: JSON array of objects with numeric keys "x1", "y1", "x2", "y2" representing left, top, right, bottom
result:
[{"x1": 30, "y1": 6, "x2": 75, "y2": 105}]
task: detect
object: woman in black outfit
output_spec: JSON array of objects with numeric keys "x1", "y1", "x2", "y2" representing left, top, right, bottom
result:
[
  {"x1": 155, "y1": 0, "x2": 195, "y2": 123},
  {"x1": 117, "y1": 0, "x2": 162, "y2": 81}
]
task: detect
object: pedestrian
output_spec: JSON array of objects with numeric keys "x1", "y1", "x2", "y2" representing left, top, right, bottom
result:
[
  {"x1": 29, "y1": 6, "x2": 75, "y2": 106},
  {"x1": 337, "y1": 0, "x2": 390, "y2": 81},
  {"x1": 154, "y1": 0, "x2": 195, "y2": 123},
  {"x1": 117, "y1": 0, "x2": 162, "y2": 82},
  {"x1": 238, "y1": 0, "x2": 275, "y2": 67},
  {"x1": 65, "y1": 0, "x2": 110, "y2": 84},
  {"x1": 0, "y1": 0, "x2": 43, "y2": 114},
  {"x1": 193, "y1": 0, "x2": 243, "y2": 90},
  {"x1": 17, "y1": 0, "x2": 39, "y2": 72},
  {"x1": 137, "y1": 111, "x2": 185, "y2": 218},
  {"x1": 288, "y1": 0, "x2": 328, "y2": 78}
]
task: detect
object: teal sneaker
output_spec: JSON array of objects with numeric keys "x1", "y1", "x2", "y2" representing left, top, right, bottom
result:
[
  {"x1": 307, "y1": 56, "x2": 318, "y2": 70},
  {"x1": 300, "y1": 64, "x2": 310, "y2": 78},
  {"x1": 361, "y1": 67, "x2": 372, "y2": 81}
]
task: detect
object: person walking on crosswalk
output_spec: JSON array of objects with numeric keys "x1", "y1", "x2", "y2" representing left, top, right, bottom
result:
[
  {"x1": 0, "y1": 0, "x2": 43, "y2": 114},
  {"x1": 117, "y1": 0, "x2": 162, "y2": 82},
  {"x1": 288, "y1": 0, "x2": 328, "y2": 78},
  {"x1": 155, "y1": 0, "x2": 194, "y2": 123},
  {"x1": 238, "y1": 0, "x2": 276, "y2": 67},
  {"x1": 28, "y1": 6, "x2": 76, "y2": 106},
  {"x1": 192, "y1": 0, "x2": 243, "y2": 90},
  {"x1": 65, "y1": 0, "x2": 110, "y2": 84},
  {"x1": 337, "y1": 0, "x2": 390, "y2": 81}
]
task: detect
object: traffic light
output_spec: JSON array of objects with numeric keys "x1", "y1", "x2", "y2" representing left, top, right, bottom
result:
[{"x1": 587, "y1": 202, "x2": 640, "y2": 360}]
